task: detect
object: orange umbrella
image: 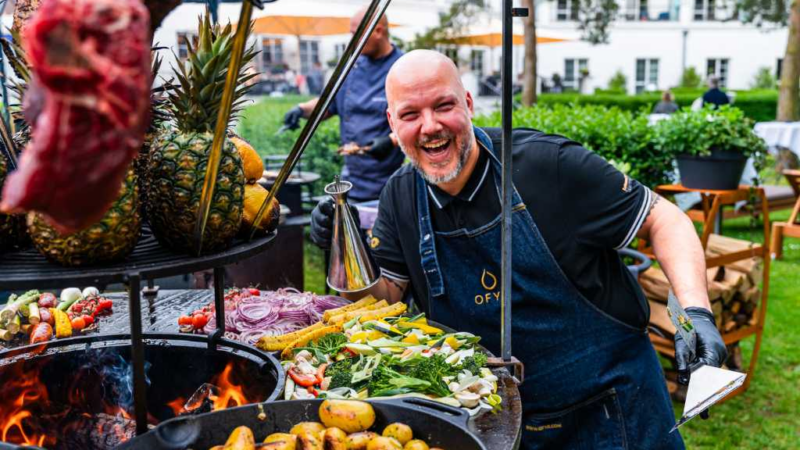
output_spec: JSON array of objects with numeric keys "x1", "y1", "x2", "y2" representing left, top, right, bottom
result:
[
  {"x1": 249, "y1": 15, "x2": 400, "y2": 37},
  {"x1": 446, "y1": 32, "x2": 568, "y2": 47}
]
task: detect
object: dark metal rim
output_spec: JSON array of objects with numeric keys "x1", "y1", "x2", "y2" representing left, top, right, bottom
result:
[{"x1": 0, "y1": 333, "x2": 286, "y2": 403}]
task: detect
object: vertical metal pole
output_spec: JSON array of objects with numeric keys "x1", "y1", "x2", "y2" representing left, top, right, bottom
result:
[
  {"x1": 500, "y1": 0, "x2": 514, "y2": 362},
  {"x1": 128, "y1": 273, "x2": 149, "y2": 435}
]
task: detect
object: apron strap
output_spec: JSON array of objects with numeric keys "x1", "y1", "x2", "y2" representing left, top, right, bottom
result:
[{"x1": 416, "y1": 171, "x2": 446, "y2": 298}]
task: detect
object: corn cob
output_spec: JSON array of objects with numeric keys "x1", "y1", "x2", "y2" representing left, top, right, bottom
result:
[
  {"x1": 325, "y1": 300, "x2": 388, "y2": 325},
  {"x1": 357, "y1": 303, "x2": 407, "y2": 324},
  {"x1": 328, "y1": 301, "x2": 401, "y2": 325},
  {"x1": 280, "y1": 325, "x2": 342, "y2": 360},
  {"x1": 321, "y1": 295, "x2": 378, "y2": 323},
  {"x1": 53, "y1": 308, "x2": 72, "y2": 338},
  {"x1": 256, "y1": 321, "x2": 327, "y2": 352}
]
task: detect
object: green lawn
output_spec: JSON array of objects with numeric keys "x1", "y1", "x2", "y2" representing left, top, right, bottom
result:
[{"x1": 241, "y1": 97, "x2": 800, "y2": 448}]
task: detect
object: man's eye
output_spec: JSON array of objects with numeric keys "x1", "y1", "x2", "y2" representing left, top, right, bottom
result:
[
  {"x1": 436, "y1": 103, "x2": 454, "y2": 111},
  {"x1": 401, "y1": 112, "x2": 418, "y2": 120}
]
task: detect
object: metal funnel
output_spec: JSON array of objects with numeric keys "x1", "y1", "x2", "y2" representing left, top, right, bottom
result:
[{"x1": 325, "y1": 177, "x2": 379, "y2": 293}]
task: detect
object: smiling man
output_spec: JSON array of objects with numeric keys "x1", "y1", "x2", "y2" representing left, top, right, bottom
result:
[{"x1": 310, "y1": 50, "x2": 726, "y2": 449}]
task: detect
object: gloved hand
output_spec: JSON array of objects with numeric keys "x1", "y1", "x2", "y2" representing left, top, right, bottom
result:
[
  {"x1": 366, "y1": 135, "x2": 395, "y2": 159},
  {"x1": 675, "y1": 306, "x2": 728, "y2": 386},
  {"x1": 283, "y1": 105, "x2": 304, "y2": 131},
  {"x1": 310, "y1": 197, "x2": 361, "y2": 250}
]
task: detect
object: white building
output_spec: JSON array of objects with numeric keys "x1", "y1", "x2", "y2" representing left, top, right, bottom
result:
[{"x1": 151, "y1": 0, "x2": 789, "y2": 94}]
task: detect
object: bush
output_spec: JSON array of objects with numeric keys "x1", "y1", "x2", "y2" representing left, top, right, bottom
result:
[
  {"x1": 607, "y1": 70, "x2": 627, "y2": 93},
  {"x1": 474, "y1": 103, "x2": 674, "y2": 188},
  {"x1": 680, "y1": 67, "x2": 703, "y2": 89},
  {"x1": 751, "y1": 67, "x2": 777, "y2": 90},
  {"x1": 238, "y1": 96, "x2": 343, "y2": 193},
  {"x1": 532, "y1": 90, "x2": 778, "y2": 122}
]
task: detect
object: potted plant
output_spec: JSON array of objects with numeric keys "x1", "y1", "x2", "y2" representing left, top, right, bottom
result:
[{"x1": 652, "y1": 106, "x2": 767, "y2": 190}]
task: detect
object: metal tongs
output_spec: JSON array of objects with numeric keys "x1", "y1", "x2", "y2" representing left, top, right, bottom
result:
[{"x1": 667, "y1": 290, "x2": 746, "y2": 431}]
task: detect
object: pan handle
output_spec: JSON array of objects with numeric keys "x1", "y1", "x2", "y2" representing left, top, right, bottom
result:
[
  {"x1": 392, "y1": 397, "x2": 472, "y2": 428},
  {"x1": 151, "y1": 415, "x2": 201, "y2": 449}
]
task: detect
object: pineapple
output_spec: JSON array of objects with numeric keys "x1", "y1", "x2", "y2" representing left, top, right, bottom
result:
[
  {"x1": 27, "y1": 169, "x2": 141, "y2": 266},
  {"x1": 146, "y1": 13, "x2": 256, "y2": 254},
  {"x1": 135, "y1": 52, "x2": 170, "y2": 220}
]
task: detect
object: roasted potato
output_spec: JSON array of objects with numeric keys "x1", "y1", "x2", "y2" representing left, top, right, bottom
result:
[
  {"x1": 403, "y1": 440, "x2": 429, "y2": 450},
  {"x1": 365, "y1": 436, "x2": 402, "y2": 450},
  {"x1": 322, "y1": 427, "x2": 347, "y2": 450},
  {"x1": 290, "y1": 422, "x2": 326, "y2": 437},
  {"x1": 344, "y1": 431, "x2": 378, "y2": 450},
  {"x1": 318, "y1": 400, "x2": 376, "y2": 433},
  {"x1": 382, "y1": 423, "x2": 413, "y2": 445},
  {"x1": 263, "y1": 432, "x2": 298, "y2": 450},
  {"x1": 223, "y1": 425, "x2": 256, "y2": 450},
  {"x1": 297, "y1": 431, "x2": 323, "y2": 450}
]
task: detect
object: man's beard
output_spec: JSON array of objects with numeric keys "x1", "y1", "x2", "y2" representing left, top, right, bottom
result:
[{"x1": 404, "y1": 131, "x2": 474, "y2": 185}]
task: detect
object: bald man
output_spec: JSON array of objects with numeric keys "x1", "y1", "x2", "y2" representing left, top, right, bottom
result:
[
  {"x1": 312, "y1": 50, "x2": 728, "y2": 448},
  {"x1": 283, "y1": 8, "x2": 404, "y2": 202}
]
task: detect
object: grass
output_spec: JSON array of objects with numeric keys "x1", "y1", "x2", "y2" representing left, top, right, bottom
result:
[{"x1": 242, "y1": 97, "x2": 800, "y2": 447}]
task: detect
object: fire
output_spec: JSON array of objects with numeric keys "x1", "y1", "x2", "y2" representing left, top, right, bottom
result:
[
  {"x1": 0, "y1": 361, "x2": 53, "y2": 447},
  {"x1": 167, "y1": 361, "x2": 252, "y2": 416}
]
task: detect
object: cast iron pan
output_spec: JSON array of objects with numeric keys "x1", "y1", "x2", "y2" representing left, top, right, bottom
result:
[{"x1": 117, "y1": 397, "x2": 487, "y2": 450}]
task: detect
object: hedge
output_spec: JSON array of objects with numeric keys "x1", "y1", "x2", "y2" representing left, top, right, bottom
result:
[{"x1": 533, "y1": 90, "x2": 778, "y2": 122}]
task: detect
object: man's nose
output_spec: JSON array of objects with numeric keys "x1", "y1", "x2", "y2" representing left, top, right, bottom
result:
[{"x1": 420, "y1": 110, "x2": 442, "y2": 136}]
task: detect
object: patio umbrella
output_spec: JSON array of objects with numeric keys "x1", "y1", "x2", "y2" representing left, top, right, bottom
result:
[{"x1": 445, "y1": 32, "x2": 568, "y2": 47}]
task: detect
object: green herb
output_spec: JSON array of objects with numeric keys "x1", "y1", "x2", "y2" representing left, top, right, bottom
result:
[
  {"x1": 406, "y1": 354, "x2": 456, "y2": 397},
  {"x1": 456, "y1": 353, "x2": 488, "y2": 375},
  {"x1": 297, "y1": 332, "x2": 349, "y2": 361},
  {"x1": 326, "y1": 357, "x2": 357, "y2": 390}
]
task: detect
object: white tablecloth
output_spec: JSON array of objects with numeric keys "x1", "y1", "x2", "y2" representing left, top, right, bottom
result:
[{"x1": 754, "y1": 121, "x2": 800, "y2": 157}]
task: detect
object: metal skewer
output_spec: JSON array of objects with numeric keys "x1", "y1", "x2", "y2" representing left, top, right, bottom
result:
[{"x1": 248, "y1": 0, "x2": 394, "y2": 238}]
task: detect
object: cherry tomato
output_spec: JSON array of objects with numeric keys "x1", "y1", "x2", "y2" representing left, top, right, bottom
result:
[
  {"x1": 72, "y1": 304, "x2": 83, "y2": 313},
  {"x1": 71, "y1": 317, "x2": 86, "y2": 331},
  {"x1": 97, "y1": 299, "x2": 113, "y2": 312},
  {"x1": 178, "y1": 315, "x2": 193, "y2": 326},
  {"x1": 248, "y1": 288, "x2": 260, "y2": 296},
  {"x1": 82, "y1": 315, "x2": 94, "y2": 325},
  {"x1": 192, "y1": 314, "x2": 209, "y2": 330}
]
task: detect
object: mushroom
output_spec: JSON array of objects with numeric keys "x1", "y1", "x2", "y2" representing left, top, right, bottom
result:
[{"x1": 455, "y1": 392, "x2": 482, "y2": 408}]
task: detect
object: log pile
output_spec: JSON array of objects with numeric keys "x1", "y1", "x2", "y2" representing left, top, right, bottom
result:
[{"x1": 641, "y1": 234, "x2": 763, "y2": 337}]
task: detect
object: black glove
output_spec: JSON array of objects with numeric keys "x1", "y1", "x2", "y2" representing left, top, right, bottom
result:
[
  {"x1": 310, "y1": 197, "x2": 361, "y2": 250},
  {"x1": 367, "y1": 136, "x2": 395, "y2": 159},
  {"x1": 675, "y1": 306, "x2": 728, "y2": 386},
  {"x1": 283, "y1": 105, "x2": 304, "y2": 131}
]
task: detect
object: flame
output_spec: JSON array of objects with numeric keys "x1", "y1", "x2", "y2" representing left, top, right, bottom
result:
[
  {"x1": 212, "y1": 362, "x2": 247, "y2": 409},
  {"x1": 166, "y1": 396, "x2": 187, "y2": 416},
  {"x1": 0, "y1": 362, "x2": 53, "y2": 447}
]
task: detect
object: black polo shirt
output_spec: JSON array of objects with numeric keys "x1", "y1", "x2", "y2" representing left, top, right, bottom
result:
[{"x1": 371, "y1": 128, "x2": 655, "y2": 330}]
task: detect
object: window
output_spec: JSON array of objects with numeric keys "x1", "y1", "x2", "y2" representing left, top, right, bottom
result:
[
  {"x1": 556, "y1": 0, "x2": 579, "y2": 21},
  {"x1": 176, "y1": 32, "x2": 197, "y2": 61},
  {"x1": 694, "y1": 0, "x2": 732, "y2": 21},
  {"x1": 444, "y1": 47, "x2": 459, "y2": 66},
  {"x1": 564, "y1": 58, "x2": 587, "y2": 91},
  {"x1": 706, "y1": 58, "x2": 729, "y2": 87},
  {"x1": 623, "y1": 0, "x2": 650, "y2": 21},
  {"x1": 635, "y1": 58, "x2": 659, "y2": 93},
  {"x1": 470, "y1": 49, "x2": 484, "y2": 77},
  {"x1": 299, "y1": 40, "x2": 320, "y2": 74},
  {"x1": 777, "y1": 58, "x2": 783, "y2": 80},
  {"x1": 261, "y1": 38, "x2": 284, "y2": 71},
  {"x1": 334, "y1": 43, "x2": 347, "y2": 62}
]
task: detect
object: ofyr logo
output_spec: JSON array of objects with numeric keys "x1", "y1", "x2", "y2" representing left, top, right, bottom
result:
[{"x1": 475, "y1": 269, "x2": 500, "y2": 305}]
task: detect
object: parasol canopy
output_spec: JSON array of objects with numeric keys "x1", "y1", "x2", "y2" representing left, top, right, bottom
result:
[{"x1": 444, "y1": 32, "x2": 568, "y2": 47}]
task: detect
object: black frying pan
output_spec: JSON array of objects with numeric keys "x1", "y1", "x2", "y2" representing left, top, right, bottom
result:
[{"x1": 117, "y1": 397, "x2": 487, "y2": 450}]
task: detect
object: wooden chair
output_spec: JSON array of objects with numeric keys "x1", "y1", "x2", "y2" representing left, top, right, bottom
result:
[{"x1": 770, "y1": 170, "x2": 800, "y2": 259}]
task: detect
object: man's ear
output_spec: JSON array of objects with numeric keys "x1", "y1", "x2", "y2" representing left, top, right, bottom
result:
[
  {"x1": 386, "y1": 109, "x2": 395, "y2": 131},
  {"x1": 465, "y1": 90, "x2": 474, "y2": 118}
]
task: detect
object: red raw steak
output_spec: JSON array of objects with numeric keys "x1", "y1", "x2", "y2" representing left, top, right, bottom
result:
[{"x1": 0, "y1": 0, "x2": 151, "y2": 234}]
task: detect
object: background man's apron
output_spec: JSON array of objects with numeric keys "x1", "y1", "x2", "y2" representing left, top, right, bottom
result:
[{"x1": 415, "y1": 128, "x2": 684, "y2": 449}]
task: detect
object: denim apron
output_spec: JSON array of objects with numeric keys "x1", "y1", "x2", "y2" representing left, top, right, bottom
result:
[{"x1": 415, "y1": 129, "x2": 684, "y2": 449}]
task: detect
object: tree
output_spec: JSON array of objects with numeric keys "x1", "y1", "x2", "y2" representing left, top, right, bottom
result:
[
  {"x1": 751, "y1": 66, "x2": 778, "y2": 89},
  {"x1": 407, "y1": 0, "x2": 487, "y2": 50},
  {"x1": 679, "y1": 67, "x2": 702, "y2": 89},
  {"x1": 735, "y1": 0, "x2": 797, "y2": 120},
  {"x1": 520, "y1": 0, "x2": 620, "y2": 106}
]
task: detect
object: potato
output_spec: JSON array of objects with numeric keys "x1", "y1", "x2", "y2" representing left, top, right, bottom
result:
[
  {"x1": 366, "y1": 436, "x2": 402, "y2": 450},
  {"x1": 382, "y1": 423, "x2": 413, "y2": 445},
  {"x1": 403, "y1": 441, "x2": 429, "y2": 450},
  {"x1": 322, "y1": 427, "x2": 347, "y2": 450},
  {"x1": 344, "y1": 431, "x2": 378, "y2": 450},
  {"x1": 263, "y1": 432, "x2": 298, "y2": 450},
  {"x1": 290, "y1": 422, "x2": 326, "y2": 436},
  {"x1": 297, "y1": 431, "x2": 323, "y2": 450},
  {"x1": 224, "y1": 426, "x2": 255, "y2": 450},
  {"x1": 318, "y1": 400, "x2": 376, "y2": 433}
]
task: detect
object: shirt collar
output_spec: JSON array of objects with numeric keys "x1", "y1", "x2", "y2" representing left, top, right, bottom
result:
[{"x1": 427, "y1": 142, "x2": 491, "y2": 210}]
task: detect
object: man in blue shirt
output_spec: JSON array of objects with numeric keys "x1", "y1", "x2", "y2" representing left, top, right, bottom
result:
[{"x1": 283, "y1": 8, "x2": 404, "y2": 202}]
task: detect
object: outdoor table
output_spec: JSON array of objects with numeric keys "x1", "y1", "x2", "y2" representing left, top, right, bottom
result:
[
  {"x1": 93, "y1": 290, "x2": 523, "y2": 449},
  {"x1": 754, "y1": 121, "x2": 800, "y2": 158}
]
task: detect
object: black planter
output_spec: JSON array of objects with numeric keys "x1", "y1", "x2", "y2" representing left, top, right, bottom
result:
[{"x1": 676, "y1": 149, "x2": 747, "y2": 190}]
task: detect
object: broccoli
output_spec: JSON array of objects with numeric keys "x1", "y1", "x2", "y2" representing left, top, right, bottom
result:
[
  {"x1": 406, "y1": 354, "x2": 454, "y2": 397},
  {"x1": 456, "y1": 352, "x2": 489, "y2": 375},
  {"x1": 367, "y1": 364, "x2": 430, "y2": 397},
  {"x1": 325, "y1": 357, "x2": 356, "y2": 390}
]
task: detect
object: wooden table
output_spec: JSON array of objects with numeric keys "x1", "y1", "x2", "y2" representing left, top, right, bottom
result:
[
  {"x1": 640, "y1": 184, "x2": 771, "y2": 397},
  {"x1": 770, "y1": 170, "x2": 800, "y2": 259}
]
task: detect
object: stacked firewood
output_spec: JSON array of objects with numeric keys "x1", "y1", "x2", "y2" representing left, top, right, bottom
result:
[{"x1": 640, "y1": 234, "x2": 763, "y2": 337}]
